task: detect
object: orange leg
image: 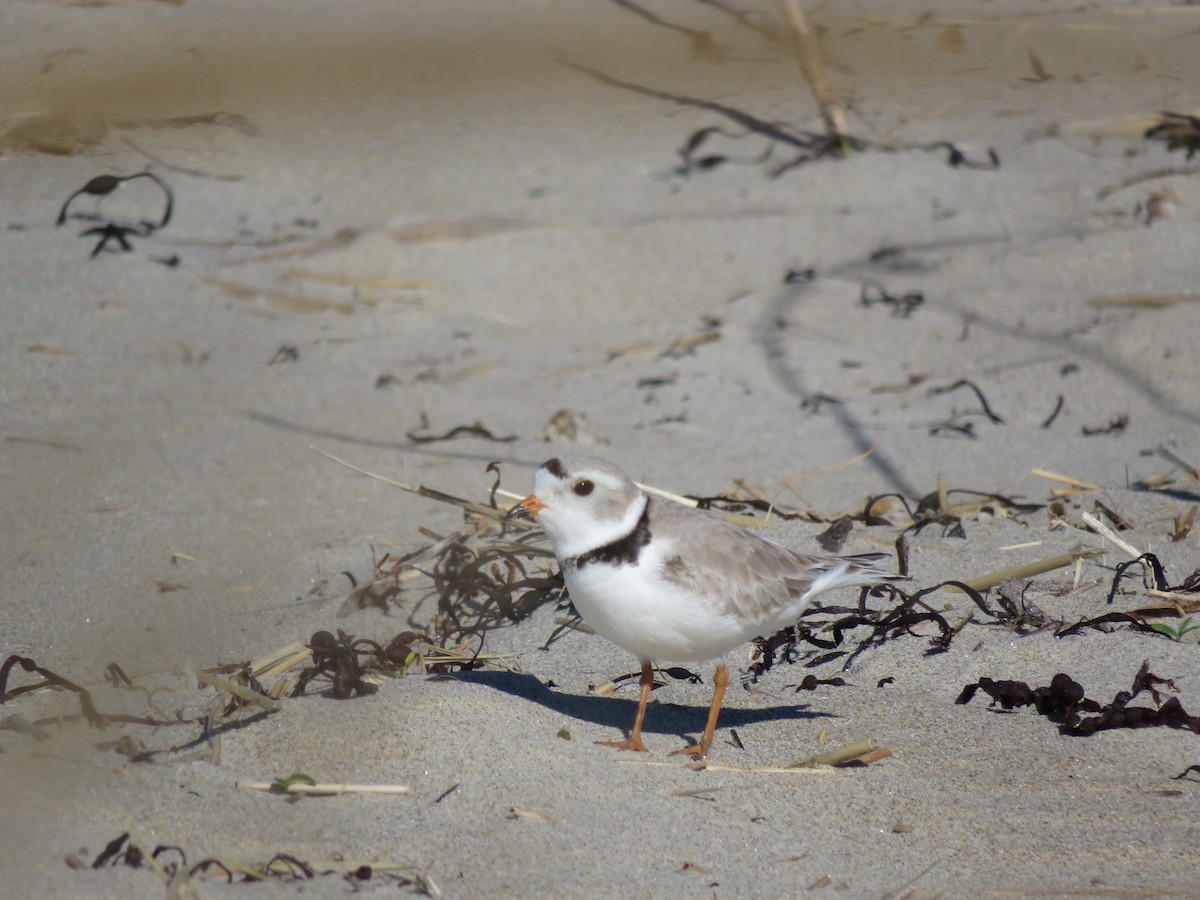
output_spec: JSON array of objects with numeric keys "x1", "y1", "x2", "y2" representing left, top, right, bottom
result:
[
  {"x1": 597, "y1": 660, "x2": 653, "y2": 752},
  {"x1": 671, "y1": 663, "x2": 730, "y2": 761}
]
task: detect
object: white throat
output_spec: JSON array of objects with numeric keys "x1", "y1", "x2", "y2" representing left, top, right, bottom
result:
[{"x1": 554, "y1": 492, "x2": 648, "y2": 561}]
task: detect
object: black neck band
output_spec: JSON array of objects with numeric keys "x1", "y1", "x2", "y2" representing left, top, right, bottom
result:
[{"x1": 567, "y1": 500, "x2": 652, "y2": 569}]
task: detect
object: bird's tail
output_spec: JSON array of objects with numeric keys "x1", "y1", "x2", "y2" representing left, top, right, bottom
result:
[{"x1": 805, "y1": 551, "x2": 907, "y2": 601}]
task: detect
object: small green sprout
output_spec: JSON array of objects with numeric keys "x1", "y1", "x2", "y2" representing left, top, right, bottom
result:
[
  {"x1": 271, "y1": 772, "x2": 317, "y2": 794},
  {"x1": 1150, "y1": 616, "x2": 1200, "y2": 642}
]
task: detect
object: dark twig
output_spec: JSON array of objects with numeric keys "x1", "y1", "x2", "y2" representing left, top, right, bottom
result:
[
  {"x1": 1041, "y1": 395, "x2": 1064, "y2": 429},
  {"x1": 1105, "y1": 552, "x2": 1169, "y2": 605},
  {"x1": 860, "y1": 281, "x2": 924, "y2": 318},
  {"x1": 0, "y1": 655, "x2": 107, "y2": 728},
  {"x1": 561, "y1": 61, "x2": 998, "y2": 179},
  {"x1": 928, "y1": 380, "x2": 1005, "y2": 424},
  {"x1": 605, "y1": 0, "x2": 722, "y2": 59},
  {"x1": 1145, "y1": 111, "x2": 1200, "y2": 160},
  {"x1": 406, "y1": 413, "x2": 517, "y2": 445}
]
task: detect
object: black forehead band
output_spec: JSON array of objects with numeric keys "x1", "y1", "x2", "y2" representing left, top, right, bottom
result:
[{"x1": 542, "y1": 457, "x2": 567, "y2": 479}]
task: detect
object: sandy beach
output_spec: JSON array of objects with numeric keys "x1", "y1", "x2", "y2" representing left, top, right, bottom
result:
[{"x1": 2, "y1": 1, "x2": 1199, "y2": 896}]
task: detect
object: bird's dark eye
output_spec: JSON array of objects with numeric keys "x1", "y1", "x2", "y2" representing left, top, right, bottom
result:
[{"x1": 572, "y1": 479, "x2": 594, "y2": 497}]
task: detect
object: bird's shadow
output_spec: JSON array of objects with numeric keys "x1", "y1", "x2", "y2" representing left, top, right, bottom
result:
[{"x1": 447, "y1": 668, "x2": 835, "y2": 744}]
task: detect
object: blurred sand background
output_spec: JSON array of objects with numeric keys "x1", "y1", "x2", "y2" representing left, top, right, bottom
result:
[{"x1": 2, "y1": 0, "x2": 1199, "y2": 896}]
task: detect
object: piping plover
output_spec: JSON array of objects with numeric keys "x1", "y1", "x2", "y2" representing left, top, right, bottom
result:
[{"x1": 508, "y1": 457, "x2": 904, "y2": 760}]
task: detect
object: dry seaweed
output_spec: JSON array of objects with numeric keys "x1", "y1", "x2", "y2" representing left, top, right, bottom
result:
[
  {"x1": 928, "y1": 379, "x2": 1005, "y2": 425},
  {"x1": 1081, "y1": 414, "x2": 1128, "y2": 436},
  {"x1": 816, "y1": 516, "x2": 853, "y2": 553},
  {"x1": 1054, "y1": 612, "x2": 1160, "y2": 639},
  {"x1": 1, "y1": 654, "x2": 107, "y2": 728},
  {"x1": 103, "y1": 663, "x2": 172, "y2": 718},
  {"x1": 198, "y1": 663, "x2": 280, "y2": 715},
  {"x1": 311, "y1": 447, "x2": 526, "y2": 526},
  {"x1": 686, "y1": 492, "x2": 811, "y2": 521},
  {"x1": 311, "y1": 454, "x2": 564, "y2": 648},
  {"x1": 290, "y1": 622, "x2": 524, "y2": 700},
  {"x1": 863, "y1": 483, "x2": 1040, "y2": 532},
  {"x1": 338, "y1": 549, "x2": 411, "y2": 613},
  {"x1": 86, "y1": 833, "x2": 438, "y2": 892},
  {"x1": 559, "y1": 61, "x2": 997, "y2": 178},
  {"x1": 784, "y1": 674, "x2": 848, "y2": 692},
  {"x1": 1144, "y1": 111, "x2": 1200, "y2": 159},
  {"x1": 55, "y1": 171, "x2": 174, "y2": 259},
  {"x1": 905, "y1": 511, "x2": 967, "y2": 539},
  {"x1": 748, "y1": 581, "x2": 968, "y2": 677},
  {"x1": 603, "y1": 0, "x2": 722, "y2": 60},
  {"x1": 291, "y1": 630, "x2": 385, "y2": 699},
  {"x1": 1171, "y1": 508, "x2": 1195, "y2": 543},
  {"x1": 1041, "y1": 395, "x2": 1065, "y2": 428},
  {"x1": 1104, "y1": 552, "x2": 1170, "y2": 605},
  {"x1": 743, "y1": 561, "x2": 1135, "y2": 677},
  {"x1": 592, "y1": 665, "x2": 701, "y2": 696},
  {"x1": 405, "y1": 413, "x2": 517, "y2": 445},
  {"x1": 420, "y1": 529, "x2": 561, "y2": 643},
  {"x1": 860, "y1": 281, "x2": 924, "y2": 318},
  {"x1": 956, "y1": 660, "x2": 1200, "y2": 736},
  {"x1": 783, "y1": 266, "x2": 817, "y2": 284},
  {"x1": 991, "y1": 581, "x2": 1054, "y2": 634}
]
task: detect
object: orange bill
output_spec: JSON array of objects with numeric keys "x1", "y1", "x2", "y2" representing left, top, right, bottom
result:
[{"x1": 507, "y1": 494, "x2": 546, "y2": 520}]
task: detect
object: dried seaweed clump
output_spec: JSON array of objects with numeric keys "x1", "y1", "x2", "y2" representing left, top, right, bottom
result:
[
  {"x1": 83, "y1": 832, "x2": 438, "y2": 893},
  {"x1": 956, "y1": 660, "x2": 1200, "y2": 736},
  {"x1": 335, "y1": 479, "x2": 562, "y2": 648},
  {"x1": 748, "y1": 579, "x2": 966, "y2": 677}
]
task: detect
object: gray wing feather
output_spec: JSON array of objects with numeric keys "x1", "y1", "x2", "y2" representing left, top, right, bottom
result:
[{"x1": 650, "y1": 497, "x2": 897, "y2": 624}]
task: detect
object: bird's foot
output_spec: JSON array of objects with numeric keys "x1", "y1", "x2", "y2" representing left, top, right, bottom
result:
[
  {"x1": 670, "y1": 742, "x2": 709, "y2": 761},
  {"x1": 596, "y1": 736, "x2": 649, "y2": 753}
]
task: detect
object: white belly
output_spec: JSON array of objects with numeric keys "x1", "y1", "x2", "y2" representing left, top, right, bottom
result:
[{"x1": 564, "y1": 553, "x2": 749, "y2": 663}]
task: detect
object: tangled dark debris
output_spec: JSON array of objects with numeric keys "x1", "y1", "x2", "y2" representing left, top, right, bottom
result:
[
  {"x1": 597, "y1": 665, "x2": 703, "y2": 697},
  {"x1": 815, "y1": 516, "x2": 854, "y2": 553},
  {"x1": 405, "y1": 412, "x2": 517, "y2": 445},
  {"x1": 1081, "y1": 414, "x2": 1129, "y2": 437},
  {"x1": 860, "y1": 281, "x2": 924, "y2": 318},
  {"x1": 423, "y1": 530, "x2": 562, "y2": 641},
  {"x1": 903, "y1": 378, "x2": 1009, "y2": 440},
  {"x1": 292, "y1": 629, "x2": 419, "y2": 699},
  {"x1": 1105, "y1": 552, "x2": 1200, "y2": 605},
  {"x1": 956, "y1": 660, "x2": 1200, "y2": 736},
  {"x1": 1144, "y1": 111, "x2": 1200, "y2": 159},
  {"x1": 0, "y1": 654, "x2": 178, "y2": 731},
  {"x1": 927, "y1": 380, "x2": 1005, "y2": 426},
  {"x1": 86, "y1": 832, "x2": 427, "y2": 890},
  {"x1": 55, "y1": 171, "x2": 174, "y2": 259},
  {"x1": 745, "y1": 548, "x2": 1200, "y2": 681},
  {"x1": 203, "y1": 661, "x2": 272, "y2": 715},
  {"x1": 857, "y1": 481, "x2": 1045, "y2": 549},
  {"x1": 560, "y1": 61, "x2": 999, "y2": 179},
  {"x1": 785, "y1": 674, "x2": 848, "y2": 693},
  {"x1": 0, "y1": 654, "x2": 106, "y2": 728},
  {"x1": 292, "y1": 505, "x2": 566, "y2": 697},
  {"x1": 686, "y1": 493, "x2": 816, "y2": 520},
  {"x1": 747, "y1": 579, "x2": 976, "y2": 679}
]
